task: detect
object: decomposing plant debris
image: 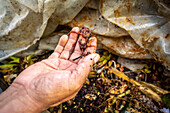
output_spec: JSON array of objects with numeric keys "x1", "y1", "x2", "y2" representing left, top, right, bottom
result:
[{"x1": 0, "y1": 50, "x2": 169, "y2": 113}]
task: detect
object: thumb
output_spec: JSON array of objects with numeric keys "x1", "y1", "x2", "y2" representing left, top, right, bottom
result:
[
  {"x1": 78, "y1": 53, "x2": 100, "y2": 76},
  {"x1": 72, "y1": 53, "x2": 100, "y2": 85}
]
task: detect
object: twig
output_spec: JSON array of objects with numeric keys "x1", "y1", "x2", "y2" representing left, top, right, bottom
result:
[{"x1": 110, "y1": 67, "x2": 167, "y2": 103}]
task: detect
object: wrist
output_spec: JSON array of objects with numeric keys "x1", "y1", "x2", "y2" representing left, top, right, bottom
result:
[{"x1": 0, "y1": 83, "x2": 46, "y2": 113}]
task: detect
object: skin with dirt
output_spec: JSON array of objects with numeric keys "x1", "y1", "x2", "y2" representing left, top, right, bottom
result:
[{"x1": 67, "y1": 27, "x2": 92, "y2": 61}]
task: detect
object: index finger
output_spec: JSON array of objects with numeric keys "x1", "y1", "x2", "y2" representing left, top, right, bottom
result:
[{"x1": 49, "y1": 35, "x2": 68, "y2": 59}]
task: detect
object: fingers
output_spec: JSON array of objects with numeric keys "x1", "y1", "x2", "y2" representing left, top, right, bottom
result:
[
  {"x1": 60, "y1": 27, "x2": 79, "y2": 60},
  {"x1": 70, "y1": 36, "x2": 97, "y2": 63},
  {"x1": 84, "y1": 36, "x2": 97, "y2": 54},
  {"x1": 69, "y1": 35, "x2": 84, "y2": 63},
  {"x1": 71, "y1": 53, "x2": 100, "y2": 85},
  {"x1": 49, "y1": 35, "x2": 68, "y2": 59}
]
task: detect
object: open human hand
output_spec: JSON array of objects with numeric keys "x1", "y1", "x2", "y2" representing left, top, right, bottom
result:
[{"x1": 1, "y1": 27, "x2": 100, "y2": 112}]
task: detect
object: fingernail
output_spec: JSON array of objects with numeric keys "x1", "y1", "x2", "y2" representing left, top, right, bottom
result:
[
  {"x1": 94, "y1": 54, "x2": 100, "y2": 63},
  {"x1": 72, "y1": 27, "x2": 79, "y2": 32},
  {"x1": 61, "y1": 35, "x2": 68, "y2": 45}
]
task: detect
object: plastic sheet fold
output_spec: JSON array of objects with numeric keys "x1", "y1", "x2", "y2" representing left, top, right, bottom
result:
[{"x1": 99, "y1": 0, "x2": 170, "y2": 69}]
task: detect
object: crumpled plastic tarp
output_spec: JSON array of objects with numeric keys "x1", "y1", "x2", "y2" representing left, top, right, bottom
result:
[
  {"x1": 0, "y1": 0, "x2": 169, "y2": 69},
  {"x1": 99, "y1": 0, "x2": 170, "y2": 69},
  {"x1": 117, "y1": 57, "x2": 147, "y2": 71},
  {"x1": 68, "y1": 8, "x2": 129, "y2": 37},
  {"x1": 0, "y1": 0, "x2": 89, "y2": 60},
  {"x1": 15, "y1": 29, "x2": 69, "y2": 57},
  {"x1": 97, "y1": 35, "x2": 153, "y2": 59}
]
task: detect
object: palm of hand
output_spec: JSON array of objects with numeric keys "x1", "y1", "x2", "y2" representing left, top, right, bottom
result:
[{"x1": 12, "y1": 27, "x2": 99, "y2": 108}]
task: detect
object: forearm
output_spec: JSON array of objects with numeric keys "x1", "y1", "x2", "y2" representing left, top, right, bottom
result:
[{"x1": 0, "y1": 83, "x2": 45, "y2": 113}]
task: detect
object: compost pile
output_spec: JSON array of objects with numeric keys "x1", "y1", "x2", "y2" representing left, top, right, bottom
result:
[{"x1": 0, "y1": 0, "x2": 170, "y2": 112}]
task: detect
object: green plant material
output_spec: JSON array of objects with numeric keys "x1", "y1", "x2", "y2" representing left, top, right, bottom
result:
[
  {"x1": 24, "y1": 55, "x2": 36, "y2": 65},
  {"x1": 100, "y1": 56, "x2": 105, "y2": 62},
  {"x1": 112, "y1": 97, "x2": 117, "y2": 105},
  {"x1": 106, "y1": 54, "x2": 111, "y2": 60},
  {"x1": 161, "y1": 93, "x2": 170, "y2": 108},
  {"x1": 27, "y1": 55, "x2": 36, "y2": 62},
  {"x1": 26, "y1": 54, "x2": 36, "y2": 60},
  {"x1": 80, "y1": 107, "x2": 84, "y2": 112},
  {"x1": 143, "y1": 65, "x2": 152, "y2": 74},
  {"x1": 0, "y1": 56, "x2": 20, "y2": 70},
  {"x1": 98, "y1": 54, "x2": 112, "y2": 67},
  {"x1": 98, "y1": 59, "x2": 108, "y2": 68},
  {"x1": 104, "y1": 107, "x2": 109, "y2": 113},
  {"x1": 22, "y1": 55, "x2": 37, "y2": 69},
  {"x1": 144, "y1": 68, "x2": 151, "y2": 73},
  {"x1": 118, "y1": 90, "x2": 130, "y2": 98},
  {"x1": 0, "y1": 64, "x2": 17, "y2": 70},
  {"x1": 9, "y1": 56, "x2": 20, "y2": 64},
  {"x1": 102, "y1": 59, "x2": 108, "y2": 64}
]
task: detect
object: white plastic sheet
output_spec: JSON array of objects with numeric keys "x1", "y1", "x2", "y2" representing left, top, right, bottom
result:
[
  {"x1": 0, "y1": 0, "x2": 89, "y2": 60},
  {"x1": 15, "y1": 30, "x2": 69, "y2": 57},
  {"x1": 97, "y1": 35, "x2": 153, "y2": 59},
  {"x1": 69, "y1": 8, "x2": 129, "y2": 37},
  {"x1": 99, "y1": 0, "x2": 170, "y2": 69}
]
